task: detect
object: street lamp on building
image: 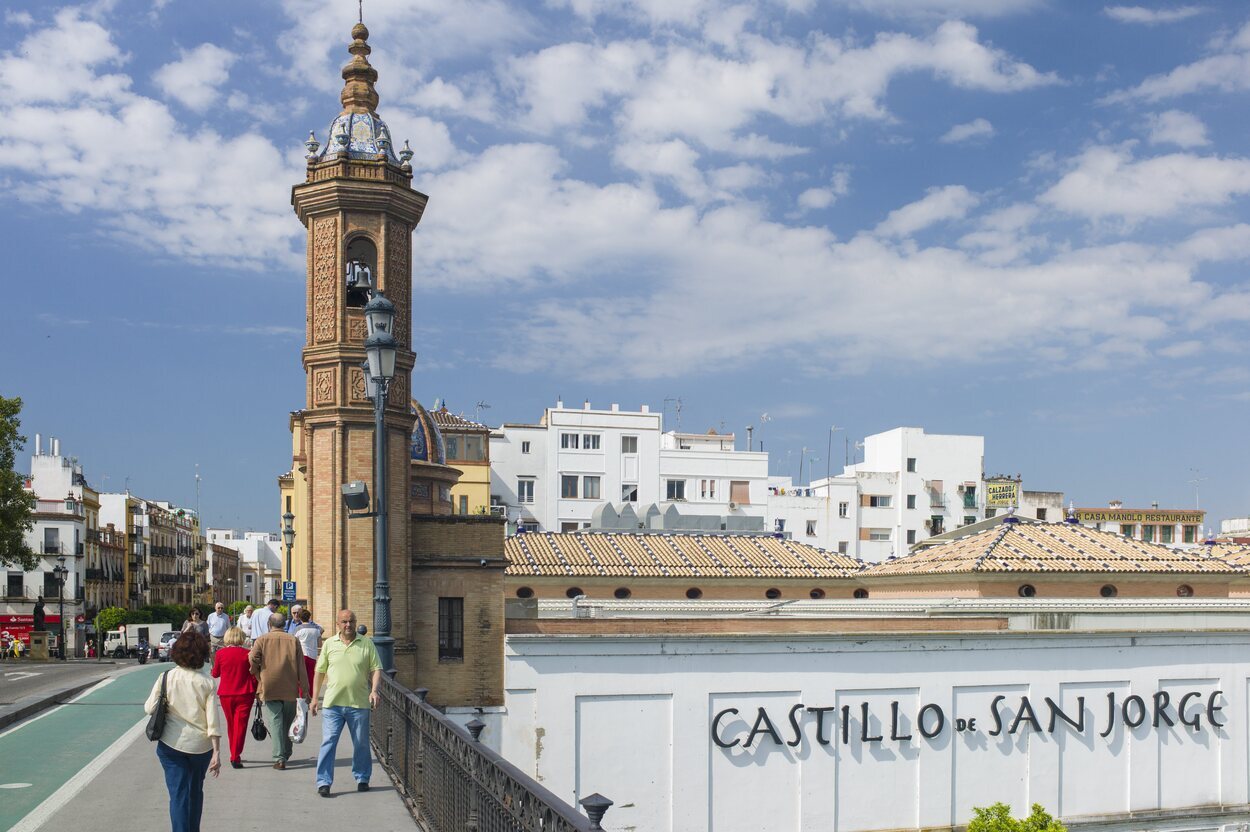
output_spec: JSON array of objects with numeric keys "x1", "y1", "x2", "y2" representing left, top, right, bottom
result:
[
  {"x1": 282, "y1": 511, "x2": 295, "y2": 595},
  {"x1": 53, "y1": 556, "x2": 69, "y2": 661},
  {"x1": 362, "y1": 291, "x2": 397, "y2": 675}
]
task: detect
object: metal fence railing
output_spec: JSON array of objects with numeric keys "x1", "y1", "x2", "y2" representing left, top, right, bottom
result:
[{"x1": 371, "y1": 675, "x2": 612, "y2": 832}]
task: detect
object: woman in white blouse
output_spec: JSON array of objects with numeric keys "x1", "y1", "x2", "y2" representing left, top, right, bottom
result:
[{"x1": 144, "y1": 630, "x2": 222, "y2": 832}]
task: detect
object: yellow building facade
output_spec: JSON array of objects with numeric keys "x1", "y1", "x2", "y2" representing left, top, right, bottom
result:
[{"x1": 431, "y1": 406, "x2": 492, "y2": 516}]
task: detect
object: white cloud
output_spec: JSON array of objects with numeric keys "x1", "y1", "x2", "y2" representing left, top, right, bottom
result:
[
  {"x1": 153, "y1": 43, "x2": 236, "y2": 112},
  {"x1": 796, "y1": 168, "x2": 851, "y2": 211},
  {"x1": 5, "y1": 11, "x2": 35, "y2": 27},
  {"x1": 940, "y1": 117, "x2": 995, "y2": 143},
  {"x1": 1146, "y1": 110, "x2": 1209, "y2": 147},
  {"x1": 508, "y1": 40, "x2": 654, "y2": 134},
  {"x1": 613, "y1": 138, "x2": 708, "y2": 200},
  {"x1": 875, "y1": 185, "x2": 979, "y2": 237},
  {"x1": 0, "y1": 11, "x2": 303, "y2": 269},
  {"x1": 1040, "y1": 145, "x2": 1250, "y2": 222},
  {"x1": 1107, "y1": 20, "x2": 1250, "y2": 101},
  {"x1": 1103, "y1": 5, "x2": 1205, "y2": 24}
]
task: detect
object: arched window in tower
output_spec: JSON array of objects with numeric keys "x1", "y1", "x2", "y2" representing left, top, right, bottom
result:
[{"x1": 344, "y1": 236, "x2": 378, "y2": 308}]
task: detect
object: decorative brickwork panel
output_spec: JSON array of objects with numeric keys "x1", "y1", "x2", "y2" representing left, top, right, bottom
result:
[
  {"x1": 388, "y1": 372, "x2": 407, "y2": 412},
  {"x1": 348, "y1": 315, "x2": 367, "y2": 342},
  {"x1": 312, "y1": 216, "x2": 339, "y2": 344},
  {"x1": 385, "y1": 220, "x2": 410, "y2": 348},
  {"x1": 349, "y1": 366, "x2": 368, "y2": 402},
  {"x1": 313, "y1": 367, "x2": 335, "y2": 405}
]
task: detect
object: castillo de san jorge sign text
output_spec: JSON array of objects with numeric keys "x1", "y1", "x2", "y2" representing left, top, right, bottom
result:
[{"x1": 712, "y1": 688, "x2": 1225, "y2": 749}]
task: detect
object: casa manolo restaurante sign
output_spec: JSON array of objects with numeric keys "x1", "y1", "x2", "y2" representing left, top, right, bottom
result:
[{"x1": 711, "y1": 687, "x2": 1226, "y2": 749}]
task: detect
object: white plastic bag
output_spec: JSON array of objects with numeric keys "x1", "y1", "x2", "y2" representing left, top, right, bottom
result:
[{"x1": 290, "y1": 698, "x2": 308, "y2": 744}]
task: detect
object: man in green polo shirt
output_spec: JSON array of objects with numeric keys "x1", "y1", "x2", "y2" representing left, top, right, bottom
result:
[{"x1": 311, "y1": 609, "x2": 382, "y2": 796}]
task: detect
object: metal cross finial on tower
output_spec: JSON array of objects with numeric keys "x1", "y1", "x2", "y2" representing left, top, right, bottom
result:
[{"x1": 358, "y1": 0, "x2": 363, "y2": 23}]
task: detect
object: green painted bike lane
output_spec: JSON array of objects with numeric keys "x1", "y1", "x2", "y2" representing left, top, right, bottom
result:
[{"x1": 0, "y1": 663, "x2": 163, "y2": 830}]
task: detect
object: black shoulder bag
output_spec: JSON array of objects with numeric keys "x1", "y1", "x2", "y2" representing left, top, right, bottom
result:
[
  {"x1": 251, "y1": 698, "x2": 269, "y2": 741},
  {"x1": 145, "y1": 671, "x2": 170, "y2": 742}
]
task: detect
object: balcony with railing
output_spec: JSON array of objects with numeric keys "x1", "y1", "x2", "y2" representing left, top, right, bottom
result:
[{"x1": 371, "y1": 676, "x2": 612, "y2": 832}]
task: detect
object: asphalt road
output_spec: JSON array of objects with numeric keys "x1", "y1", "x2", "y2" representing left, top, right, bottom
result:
[{"x1": 0, "y1": 660, "x2": 125, "y2": 705}]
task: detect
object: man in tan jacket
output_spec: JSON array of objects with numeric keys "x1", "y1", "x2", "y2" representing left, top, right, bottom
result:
[{"x1": 249, "y1": 613, "x2": 309, "y2": 769}]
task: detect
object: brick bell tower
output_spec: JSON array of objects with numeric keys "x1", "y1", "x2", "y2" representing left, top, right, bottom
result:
[{"x1": 290, "y1": 20, "x2": 426, "y2": 680}]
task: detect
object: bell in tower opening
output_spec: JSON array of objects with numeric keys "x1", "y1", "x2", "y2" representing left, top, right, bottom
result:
[{"x1": 345, "y1": 237, "x2": 377, "y2": 308}]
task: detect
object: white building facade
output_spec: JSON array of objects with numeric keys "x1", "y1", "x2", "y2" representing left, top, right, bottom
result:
[
  {"x1": 499, "y1": 612, "x2": 1250, "y2": 832},
  {"x1": 490, "y1": 401, "x2": 767, "y2": 533},
  {"x1": 205, "y1": 529, "x2": 282, "y2": 603}
]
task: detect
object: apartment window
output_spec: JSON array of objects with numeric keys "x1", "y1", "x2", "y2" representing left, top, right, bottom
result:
[
  {"x1": 437, "y1": 597, "x2": 464, "y2": 660},
  {"x1": 462, "y1": 435, "x2": 486, "y2": 461},
  {"x1": 582, "y1": 434, "x2": 601, "y2": 450},
  {"x1": 517, "y1": 479, "x2": 535, "y2": 504},
  {"x1": 1160, "y1": 525, "x2": 1174, "y2": 544},
  {"x1": 868, "y1": 495, "x2": 891, "y2": 508},
  {"x1": 838, "y1": 542, "x2": 849, "y2": 554},
  {"x1": 1183, "y1": 525, "x2": 1198, "y2": 544},
  {"x1": 521, "y1": 441, "x2": 531, "y2": 454},
  {"x1": 963, "y1": 516, "x2": 976, "y2": 526},
  {"x1": 560, "y1": 522, "x2": 579, "y2": 533},
  {"x1": 700, "y1": 479, "x2": 717, "y2": 500},
  {"x1": 560, "y1": 433, "x2": 579, "y2": 449},
  {"x1": 458, "y1": 495, "x2": 468, "y2": 515},
  {"x1": 560, "y1": 476, "x2": 579, "y2": 499},
  {"x1": 806, "y1": 520, "x2": 817, "y2": 537},
  {"x1": 1120, "y1": 523, "x2": 1135, "y2": 538},
  {"x1": 729, "y1": 481, "x2": 750, "y2": 505},
  {"x1": 7, "y1": 573, "x2": 22, "y2": 597},
  {"x1": 1035, "y1": 508, "x2": 1047, "y2": 521},
  {"x1": 666, "y1": 480, "x2": 686, "y2": 501},
  {"x1": 906, "y1": 457, "x2": 916, "y2": 472},
  {"x1": 43, "y1": 527, "x2": 59, "y2": 554},
  {"x1": 907, "y1": 530, "x2": 916, "y2": 544},
  {"x1": 906, "y1": 494, "x2": 916, "y2": 509},
  {"x1": 582, "y1": 476, "x2": 601, "y2": 500},
  {"x1": 1141, "y1": 525, "x2": 1156, "y2": 542},
  {"x1": 774, "y1": 519, "x2": 786, "y2": 533},
  {"x1": 838, "y1": 502, "x2": 849, "y2": 518},
  {"x1": 445, "y1": 436, "x2": 460, "y2": 460},
  {"x1": 962, "y1": 487, "x2": 977, "y2": 509},
  {"x1": 986, "y1": 508, "x2": 997, "y2": 518},
  {"x1": 43, "y1": 572, "x2": 59, "y2": 597},
  {"x1": 930, "y1": 516, "x2": 944, "y2": 535},
  {"x1": 621, "y1": 436, "x2": 638, "y2": 454},
  {"x1": 868, "y1": 529, "x2": 891, "y2": 541},
  {"x1": 621, "y1": 484, "x2": 638, "y2": 502}
]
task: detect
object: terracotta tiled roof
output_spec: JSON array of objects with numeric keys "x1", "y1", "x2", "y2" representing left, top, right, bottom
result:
[
  {"x1": 863, "y1": 521, "x2": 1238, "y2": 576},
  {"x1": 505, "y1": 532, "x2": 865, "y2": 579},
  {"x1": 430, "y1": 406, "x2": 488, "y2": 432},
  {"x1": 1202, "y1": 543, "x2": 1250, "y2": 568}
]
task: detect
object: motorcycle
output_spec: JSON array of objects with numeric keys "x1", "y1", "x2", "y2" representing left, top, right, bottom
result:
[{"x1": 137, "y1": 642, "x2": 150, "y2": 664}]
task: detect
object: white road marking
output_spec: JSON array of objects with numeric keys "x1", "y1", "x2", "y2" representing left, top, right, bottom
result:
[
  {"x1": 3, "y1": 672, "x2": 40, "y2": 681},
  {"x1": 8, "y1": 716, "x2": 147, "y2": 832}
]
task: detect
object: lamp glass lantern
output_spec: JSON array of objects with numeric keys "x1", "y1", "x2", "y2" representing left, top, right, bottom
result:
[
  {"x1": 363, "y1": 292, "x2": 395, "y2": 338},
  {"x1": 281, "y1": 512, "x2": 295, "y2": 549},
  {"x1": 361, "y1": 360, "x2": 379, "y2": 401},
  {"x1": 364, "y1": 332, "x2": 398, "y2": 383}
]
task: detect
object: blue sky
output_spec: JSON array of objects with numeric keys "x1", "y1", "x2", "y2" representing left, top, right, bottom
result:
[{"x1": 2, "y1": 0, "x2": 1249, "y2": 531}]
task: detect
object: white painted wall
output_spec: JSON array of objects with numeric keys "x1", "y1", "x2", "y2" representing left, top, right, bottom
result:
[
  {"x1": 766, "y1": 476, "x2": 859, "y2": 554},
  {"x1": 501, "y1": 630, "x2": 1250, "y2": 832}
]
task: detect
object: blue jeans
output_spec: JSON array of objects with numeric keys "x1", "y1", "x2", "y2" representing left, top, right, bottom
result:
[
  {"x1": 316, "y1": 706, "x2": 372, "y2": 787},
  {"x1": 156, "y1": 741, "x2": 212, "y2": 832}
]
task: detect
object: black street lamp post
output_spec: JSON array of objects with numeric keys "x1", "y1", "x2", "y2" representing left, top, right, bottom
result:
[
  {"x1": 53, "y1": 556, "x2": 68, "y2": 661},
  {"x1": 282, "y1": 512, "x2": 295, "y2": 605},
  {"x1": 362, "y1": 292, "x2": 397, "y2": 676}
]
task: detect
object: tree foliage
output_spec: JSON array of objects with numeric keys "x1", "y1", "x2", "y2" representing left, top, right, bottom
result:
[
  {"x1": 96, "y1": 606, "x2": 129, "y2": 633},
  {"x1": 969, "y1": 804, "x2": 1067, "y2": 832},
  {"x1": 0, "y1": 396, "x2": 36, "y2": 570}
]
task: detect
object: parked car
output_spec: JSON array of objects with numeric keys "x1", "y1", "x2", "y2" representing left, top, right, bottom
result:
[{"x1": 157, "y1": 631, "x2": 178, "y2": 661}]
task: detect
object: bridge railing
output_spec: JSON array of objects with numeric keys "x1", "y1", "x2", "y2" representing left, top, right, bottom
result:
[{"x1": 371, "y1": 674, "x2": 612, "y2": 832}]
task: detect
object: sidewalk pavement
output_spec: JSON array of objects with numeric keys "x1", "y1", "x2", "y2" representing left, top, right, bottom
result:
[{"x1": 4, "y1": 663, "x2": 414, "y2": 832}]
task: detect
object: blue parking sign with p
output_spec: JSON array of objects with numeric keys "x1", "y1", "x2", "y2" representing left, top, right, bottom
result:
[{"x1": 282, "y1": 581, "x2": 297, "y2": 602}]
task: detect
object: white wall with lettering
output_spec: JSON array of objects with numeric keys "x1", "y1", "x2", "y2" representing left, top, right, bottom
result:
[{"x1": 501, "y1": 632, "x2": 1250, "y2": 832}]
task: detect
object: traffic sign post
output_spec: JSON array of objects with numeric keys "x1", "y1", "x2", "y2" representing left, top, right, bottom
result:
[{"x1": 282, "y1": 581, "x2": 297, "y2": 603}]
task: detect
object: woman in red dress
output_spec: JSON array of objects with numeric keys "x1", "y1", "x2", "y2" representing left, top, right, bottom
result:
[{"x1": 211, "y1": 626, "x2": 257, "y2": 768}]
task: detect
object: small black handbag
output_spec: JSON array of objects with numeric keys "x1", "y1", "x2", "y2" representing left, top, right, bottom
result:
[
  {"x1": 251, "y1": 699, "x2": 268, "y2": 741},
  {"x1": 145, "y1": 671, "x2": 169, "y2": 742}
]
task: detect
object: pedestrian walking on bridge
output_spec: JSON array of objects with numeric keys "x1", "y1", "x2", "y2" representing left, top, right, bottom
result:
[
  {"x1": 145, "y1": 630, "x2": 221, "y2": 832},
  {"x1": 249, "y1": 613, "x2": 309, "y2": 769},
  {"x1": 211, "y1": 626, "x2": 256, "y2": 769},
  {"x1": 311, "y1": 609, "x2": 381, "y2": 796}
]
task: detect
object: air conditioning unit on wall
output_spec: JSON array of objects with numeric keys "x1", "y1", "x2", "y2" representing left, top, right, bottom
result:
[{"x1": 728, "y1": 501, "x2": 738, "y2": 510}]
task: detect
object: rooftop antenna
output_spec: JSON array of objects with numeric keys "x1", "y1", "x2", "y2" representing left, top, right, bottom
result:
[
  {"x1": 758, "y1": 412, "x2": 771, "y2": 453},
  {"x1": 195, "y1": 464, "x2": 202, "y2": 526},
  {"x1": 475, "y1": 400, "x2": 492, "y2": 422},
  {"x1": 827, "y1": 425, "x2": 842, "y2": 482},
  {"x1": 1187, "y1": 468, "x2": 1207, "y2": 510}
]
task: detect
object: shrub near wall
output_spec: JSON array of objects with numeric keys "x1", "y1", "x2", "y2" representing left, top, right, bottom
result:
[{"x1": 969, "y1": 803, "x2": 1067, "y2": 832}]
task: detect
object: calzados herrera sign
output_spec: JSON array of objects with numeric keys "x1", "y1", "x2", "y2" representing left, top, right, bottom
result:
[{"x1": 712, "y1": 689, "x2": 1225, "y2": 749}]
